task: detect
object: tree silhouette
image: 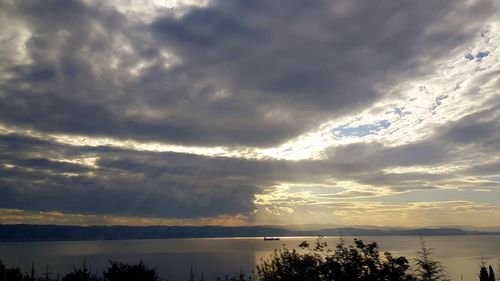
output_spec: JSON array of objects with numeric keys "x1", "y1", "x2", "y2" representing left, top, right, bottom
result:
[
  {"x1": 0, "y1": 260, "x2": 23, "y2": 281},
  {"x1": 103, "y1": 260, "x2": 160, "y2": 281},
  {"x1": 43, "y1": 265, "x2": 51, "y2": 281},
  {"x1": 480, "y1": 266, "x2": 490, "y2": 281},
  {"x1": 256, "y1": 237, "x2": 416, "y2": 281},
  {"x1": 188, "y1": 266, "x2": 195, "y2": 281},
  {"x1": 216, "y1": 272, "x2": 253, "y2": 281},
  {"x1": 413, "y1": 239, "x2": 449, "y2": 281},
  {"x1": 60, "y1": 263, "x2": 99, "y2": 281},
  {"x1": 489, "y1": 265, "x2": 496, "y2": 281},
  {"x1": 29, "y1": 263, "x2": 35, "y2": 281}
]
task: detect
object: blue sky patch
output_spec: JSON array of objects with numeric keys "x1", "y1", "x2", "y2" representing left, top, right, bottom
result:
[
  {"x1": 332, "y1": 120, "x2": 391, "y2": 137},
  {"x1": 465, "y1": 51, "x2": 489, "y2": 61},
  {"x1": 475, "y1": 51, "x2": 489, "y2": 61}
]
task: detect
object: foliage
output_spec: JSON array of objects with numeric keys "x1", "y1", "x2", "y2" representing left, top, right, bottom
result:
[
  {"x1": 103, "y1": 261, "x2": 160, "y2": 281},
  {"x1": 216, "y1": 271, "x2": 254, "y2": 281},
  {"x1": 481, "y1": 266, "x2": 490, "y2": 281},
  {"x1": 413, "y1": 239, "x2": 449, "y2": 281},
  {"x1": 0, "y1": 260, "x2": 23, "y2": 281},
  {"x1": 480, "y1": 264, "x2": 497, "y2": 281},
  {"x1": 60, "y1": 263, "x2": 99, "y2": 281},
  {"x1": 256, "y1": 236, "x2": 417, "y2": 281},
  {"x1": 489, "y1": 265, "x2": 496, "y2": 281}
]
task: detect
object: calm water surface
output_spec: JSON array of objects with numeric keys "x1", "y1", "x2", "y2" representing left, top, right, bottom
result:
[{"x1": 1, "y1": 236, "x2": 499, "y2": 281}]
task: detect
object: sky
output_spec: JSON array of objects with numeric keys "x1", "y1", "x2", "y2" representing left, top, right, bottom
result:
[{"x1": 0, "y1": 0, "x2": 499, "y2": 229}]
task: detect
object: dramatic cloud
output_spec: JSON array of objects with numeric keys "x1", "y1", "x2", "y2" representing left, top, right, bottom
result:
[
  {"x1": 1, "y1": 0, "x2": 497, "y2": 146},
  {"x1": 0, "y1": 134, "x2": 263, "y2": 218},
  {"x1": 0, "y1": 0, "x2": 499, "y2": 227}
]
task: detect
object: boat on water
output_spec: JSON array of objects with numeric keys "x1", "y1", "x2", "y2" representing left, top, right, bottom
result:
[{"x1": 263, "y1": 237, "x2": 280, "y2": 241}]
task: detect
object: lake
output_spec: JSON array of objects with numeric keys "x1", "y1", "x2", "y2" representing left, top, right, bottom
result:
[{"x1": 1, "y1": 236, "x2": 499, "y2": 281}]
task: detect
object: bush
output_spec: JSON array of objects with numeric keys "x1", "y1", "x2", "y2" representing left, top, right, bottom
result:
[
  {"x1": 216, "y1": 271, "x2": 254, "y2": 281},
  {"x1": 0, "y1": 260, "x2": 24, "y2": 281},
  {"x1": 60, "y1": 263, "x2": 99, "y2": 281},
  {"x1": 103, "y1": 261, "x2": 160, "y2": 281},
  {"x1": 256, "y1": 237, "x2": 416, "y2": 281}
]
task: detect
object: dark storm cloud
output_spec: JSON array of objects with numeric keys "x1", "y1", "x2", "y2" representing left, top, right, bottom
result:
[
  {"x1": 0, "y1": 100, "x2": 499, "y2": 217},
  {"x1": 0, "y1": 132, "x2": 365, "y2": 217},
  {"x1": 0, "y1": 0, "x2": 496, "y2": 146},
  {"x1": 0, "y1": 134, "x2": 264, "y2": 217}
]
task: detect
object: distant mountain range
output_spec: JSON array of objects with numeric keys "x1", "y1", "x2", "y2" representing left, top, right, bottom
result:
[{"x1": 1, "y1": 224, "x2": 499, "y2": 242}]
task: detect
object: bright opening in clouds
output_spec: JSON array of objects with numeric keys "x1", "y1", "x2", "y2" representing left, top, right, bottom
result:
[{"x1": 0, "y1": 0, "x2": 499, "y2": 228}]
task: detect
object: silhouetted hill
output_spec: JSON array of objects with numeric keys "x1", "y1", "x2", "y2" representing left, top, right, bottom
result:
[
  {"x1": 0, "y1": 224, "x2": 497, "y2": 242},
  {"x1": 0, "y1": 224, "x2": 286, "y2": 242},
  {"x1": 315, "y1": 227, "x2": 482, "y2": 236}
]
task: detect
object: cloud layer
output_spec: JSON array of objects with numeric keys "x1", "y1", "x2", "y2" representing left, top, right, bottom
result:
[
  {"x1": 0, "y1": 0, "x2": 499, "y2": 226},
  {"x1": 1, "y1": 0, "x2": 496, "y2": 146}
]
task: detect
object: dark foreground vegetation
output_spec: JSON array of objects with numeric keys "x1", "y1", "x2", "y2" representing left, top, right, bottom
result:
[{"x1": 0, "y1": 237, "x2": 497, "y2": 281}]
